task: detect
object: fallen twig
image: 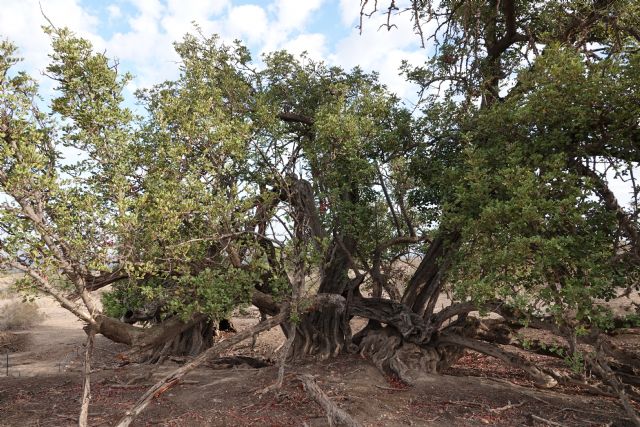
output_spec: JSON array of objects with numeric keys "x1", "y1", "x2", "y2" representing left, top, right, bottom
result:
[
  {"x1": 375, "y1": 385, "x2": 407, "y2": 391},
  {"x1": 258, "y1": 324, "x2": 296, "y2": 395},
  {"x1": 489, "y1": 401, "x2": 524, "y2": 413},
  {"x1": 107, "y1": 384, "x2": 149, "y2": 389},
  {"x1": 531, "y1": 414, "x2": 567, "y2": 427},
  {"x1": 299, "y1": 374, "x2": 361, "y2": 427},
  {"x1": 345, "y1": 367, "x2": 363, "y2": 377}
]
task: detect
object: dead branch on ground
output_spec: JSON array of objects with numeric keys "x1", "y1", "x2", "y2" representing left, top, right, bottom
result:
[
  {"x1": 78, "y1": 327, "x2": 96, "y2": 427},
  {"x1": 299, "y1": 374, "x2": 361, "y2": 427}
]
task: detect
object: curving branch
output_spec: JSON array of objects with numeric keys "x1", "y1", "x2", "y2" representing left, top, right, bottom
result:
[
  {"x1": 437, "y1": 334, "x2": 558, "y2": 388},
  {"x1": 572, "y1": 159, "x2": 639, "y2": 258},
  {"x1": 277, "y1": 111, "x2": 314, "y2": 125},
  {"x1": 350, "y1": 297, "x2": 434, "y2": 344}
]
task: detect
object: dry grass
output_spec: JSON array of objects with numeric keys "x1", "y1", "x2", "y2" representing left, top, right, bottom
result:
[
  {"x1": 0, "y1": 273, "x2": 46, "y2": 331},
  {"x1": 0, "y1": 300, "x2": 46, "y2": 331}
]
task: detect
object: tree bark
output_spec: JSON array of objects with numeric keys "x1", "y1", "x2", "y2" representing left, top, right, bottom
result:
[
  {"x1": 78, "y1": 327, "x2": 95, "y2": 427},
  {"x1": 299, "y1": 374, "x2": 362, "y2": 427},
  {"x1": 145, "y1": 318, "x2": 215, "y2": 364},
  {"x1": 437, "y1": 334, "x2": 558, "y2": 388},
  {"x1": 290, "y1": 240, "x2": 353, "y2": 359},
  {"x1": 401, "y1": 233, "x2": 457, "y2": 317}
]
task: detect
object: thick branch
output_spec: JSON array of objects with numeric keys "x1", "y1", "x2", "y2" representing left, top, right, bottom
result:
[
  {"x1": 277, "y1": 111, "x2": 315, "y2": 125},
  {"x1": 84, "y1": 270, "x2": 128, "y2": 291},
  {"x1": 299, "y1": 374, "x2": 362, "y2": 427},
  {"x1": 573, "y1": 160, "x2": 639, "y2": 254},
  {"x1": 350, "y1": 297, "x2": 434, "y2": 344},
  {"x1": 252, "y1": 289, "x2": 281, "y2": 316},
  {"x1": 376, "y1": 164, "x2": 402, "y2": 235},
  {"x1": 437, "y1": 334, "x2": 558, "y2": 388}
]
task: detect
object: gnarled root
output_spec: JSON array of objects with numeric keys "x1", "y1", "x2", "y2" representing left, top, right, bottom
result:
[
  {"x1": 143, "y1": 319, "x2": 216, "y2": 364},
  {"x1": 358, "y1": 326, "x2": 464, "y2": 384}
]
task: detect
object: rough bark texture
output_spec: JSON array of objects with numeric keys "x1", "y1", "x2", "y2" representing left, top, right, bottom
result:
[
  {"x1": 291, "y1": 291, "x2": 349, "y2": 359},
  {"x1": 78, "y1": 327, "x2": 95, "y2": 427},
  {"x1": 350, "y1": 297, "x2": 434, "y2": 344},
  {"x1": 357, "y1": 320, "x2": 469, "y2": 384},
  {"x1": 145, "y1": 319, "x2": 216, "y2": 364},
  {"x1": 290, "y1": 241, "x2": 353, "y2": 359},
  {"x1": 401, "y1": 234, "x2": 447, "y2": 312},
  {"x1": 91, "y1": 314, "x2": 217, "y2": 363}
]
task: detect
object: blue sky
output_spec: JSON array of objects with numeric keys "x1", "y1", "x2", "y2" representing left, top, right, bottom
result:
[{"x1": 2, "y1": 0, "x2": 429, "y2": 104}]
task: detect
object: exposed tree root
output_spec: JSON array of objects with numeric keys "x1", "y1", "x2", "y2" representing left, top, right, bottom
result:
[
  {"x1": 290, "y1": 294, "x2": 347, "y2": 360},
  {"x1": 299, "y1": 374, "x2": 362, "y2": 427},
  {"x1": 358, "y1": 326, "x2": 464, "y2": 384},
  {"x1": 145, "y1": 319, "x2": 215, "y2": 364},
  {"x1": 115, "y1": 310, "x2": 288, "y2": 427},
  {"x1": 587, "y1": 340, "x2": 640, "y2": 427},
  {"x1": 259, "y1": 323, "x2": 296, "y2": 395}
]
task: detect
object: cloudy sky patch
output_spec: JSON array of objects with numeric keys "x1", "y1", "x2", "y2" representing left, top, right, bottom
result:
[{"x1": 2, "y1": 0, "x2": 427, "y2": 103}]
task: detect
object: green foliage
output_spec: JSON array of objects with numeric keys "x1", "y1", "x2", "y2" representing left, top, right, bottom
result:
[
  {"x1": 612, "y1": 313, "x2": 640, "y2": 330},
  {"x1": 2, "y1": 0, "x2": 639, "y2": 349},
  {"x1": 2, "y1": 27, "x2": 413, "y2": 325},
  {"x1": 441, "y1": 45, "x2": 639, "y2": 328},
  {"x1": 564, "y1": 351, "x2": 585, "y2": 374}
]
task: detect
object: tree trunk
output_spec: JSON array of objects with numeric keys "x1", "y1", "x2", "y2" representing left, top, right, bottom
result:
[
  {"x1": 290, "y1": 240, "x2": 352, "y2": 359},
  {"x1": 91, "y1": 314, "x2": 218, "y2": 363},
  {"x1": 401, "y1": 233, "x2": 458, "y2": 318},
  {"x1": 144, "y1": 319, "x2": 216, "y2": 364},
  {"x1": 290, "y1": 308, "x2": 349, "y2": 359}
]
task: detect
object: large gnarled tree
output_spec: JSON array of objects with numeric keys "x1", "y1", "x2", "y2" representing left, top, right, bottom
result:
[{"x1": 1, "y1": 0, "x2": 640, "y2": 420}]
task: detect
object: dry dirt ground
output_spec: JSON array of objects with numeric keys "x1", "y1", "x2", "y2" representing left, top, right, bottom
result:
[{"x1": 0, "y1": 277, "x2": 636, "y2": 426}]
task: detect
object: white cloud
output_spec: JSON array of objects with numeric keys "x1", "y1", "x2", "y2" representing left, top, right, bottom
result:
[
  {"x1": 338, "y1": 0, "x2": 361, "y2": 27},
  {"x1": 105, "y1": 2, "x2": 175, "y2": 89},
  {"x1": 165, "y1": 0, "x2": 229, "y2": 18},
  {"x1": 226, "y1": 5, "x2": 269, "y2": 44},
  {"x1": 161, "y1": 0, "x2": 227, "y2": 39},
  {"x1": 255, "y1": 0, "x2": 326, "y2": 55},
  {"x1": 0, "y1": 0, "x2": 429, "y2": 104},
  {"x1": 105, "y1": 0, "x2": 227, "y2": 90},
  {"x1": 272, "y1": 0, "x2": 324, "y2": 32},
  {"x1": 0, "y1": 0, "x2": 102, "y2": 77},
  {"x1": 107, "y1": 5, "x2": 122, "y2": 20},
  {"x1": 281, "y1": 33, "x2": 326, "y2": 60},
  {"x1": 329, "y1": 11, "x2": 428, "y2": 102}
]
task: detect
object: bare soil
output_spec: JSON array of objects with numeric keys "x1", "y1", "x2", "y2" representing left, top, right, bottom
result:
[{"x1": 0, "y1": 279, "x2": 635, "y2": 426}]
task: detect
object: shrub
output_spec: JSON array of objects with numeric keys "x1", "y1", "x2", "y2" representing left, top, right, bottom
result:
[{"x1": 0, "y1": 301, "x2": 46, "y2": 331}]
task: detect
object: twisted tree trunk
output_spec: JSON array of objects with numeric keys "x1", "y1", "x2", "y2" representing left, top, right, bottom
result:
[{"x1": 290, "y1": 240, "x2": 353, "y2": 359}]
